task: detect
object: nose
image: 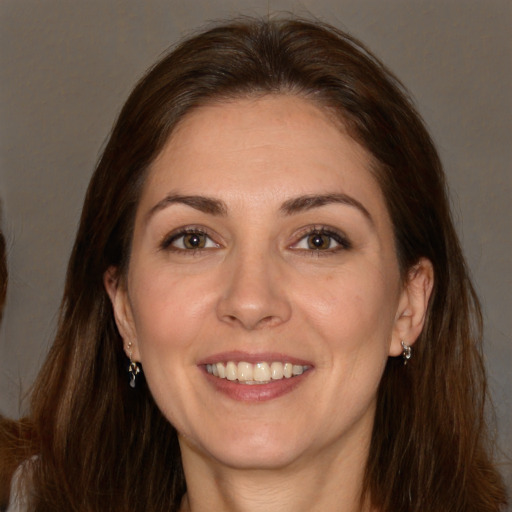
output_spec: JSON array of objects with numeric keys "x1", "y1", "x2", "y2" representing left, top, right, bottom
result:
[{"x1": 216, "y1": 249, "x2": 292, "y2": 330}]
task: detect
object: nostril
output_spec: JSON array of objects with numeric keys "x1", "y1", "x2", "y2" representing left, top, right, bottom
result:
[
  {"x1": 222, "y1": 312, "x2": 283, "y2": 330},
  {"x1": 215, "y1": 264, "x2": 292, "y2": 329},
  {"x1": 258, "y1": 315, "x2": 279, "y2": 327}
]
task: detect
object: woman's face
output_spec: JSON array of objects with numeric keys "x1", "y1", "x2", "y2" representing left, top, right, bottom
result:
[{"x1": 108, "y1": 95, "x2": 427, "y2": 471}]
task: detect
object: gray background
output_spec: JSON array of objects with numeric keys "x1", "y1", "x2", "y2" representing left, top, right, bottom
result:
[{"x1": 0, "y1": 0, "x2": 510, "y2": 490}]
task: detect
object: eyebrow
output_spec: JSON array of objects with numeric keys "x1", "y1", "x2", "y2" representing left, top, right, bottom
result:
[
  {"x1": 146, "y1": 192, "x2": 373, "y2": 225},
  {"x1": 146, "y1": 194, "x2": 228, "y2": 223},
  {"x1": 280, "y1": 193, "x2": 373, "y2": 224}
]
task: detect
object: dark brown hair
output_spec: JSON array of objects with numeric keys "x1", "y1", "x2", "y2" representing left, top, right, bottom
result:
[{"x1": 1, "y1": 17, "x2": 507, "y2": 511}]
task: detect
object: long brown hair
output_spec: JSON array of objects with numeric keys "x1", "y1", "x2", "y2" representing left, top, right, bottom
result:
[{"x1": 2, "y1": 18, "x2": 507, "y2": 511}]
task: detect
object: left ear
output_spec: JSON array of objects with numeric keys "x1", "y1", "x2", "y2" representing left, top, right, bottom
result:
[
  {"x1": 103, "y1": 266, "x2": 140, "y2": 362},
  {"x1": 389, "y1": 258, "x2": 434, "y2": 357}
]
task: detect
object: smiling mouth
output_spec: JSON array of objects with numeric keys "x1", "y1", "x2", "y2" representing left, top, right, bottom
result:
[{"x1": 205, "y1": 361, "x2": 310, "y2": 384}]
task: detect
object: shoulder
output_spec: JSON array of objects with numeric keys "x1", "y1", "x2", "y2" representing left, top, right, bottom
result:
[{"x1": 5, "y1": 458, "x2": 33, "y2": 512}]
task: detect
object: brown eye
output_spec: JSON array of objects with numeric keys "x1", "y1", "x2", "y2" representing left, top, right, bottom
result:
[
  {"x1": 183, "y1": 233, "x2": 207, "y2": 249},
  {"x1": 163, "y1": 229, "x2": 218, "y2": 251},
  {"x1": 291, "y1": 228, "x2": 351, "y2": 254},
  {"x1": 307, "y1": 233, "x2": 332, "y2": 250}
]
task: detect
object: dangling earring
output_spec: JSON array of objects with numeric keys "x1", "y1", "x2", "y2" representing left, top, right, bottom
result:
[
  {"x1": 127, "y1": 341, "x2": 141, "y2": 388},
  {"x1": 401, "y1": 340, "x2": 412, "y2": 365}
]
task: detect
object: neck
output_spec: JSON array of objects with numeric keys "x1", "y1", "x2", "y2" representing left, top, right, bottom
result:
[{"x1": 179, "y1": 434, "x2": 374, "y2": 512}]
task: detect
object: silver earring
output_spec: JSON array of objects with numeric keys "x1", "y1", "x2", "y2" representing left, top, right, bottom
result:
[
  {"x1": 127, "y1": 342, "x2": 141, "y2": 388},
  {"x1": 401, "y1": 340, "x2": 412, "y2": 365}
]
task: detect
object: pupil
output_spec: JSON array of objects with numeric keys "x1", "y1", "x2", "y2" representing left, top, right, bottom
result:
[
  {"x1": 309, "y1": 234, "x2": 328, "y2": 249},
  {"x1": 185, "y1": 233, "x2": 204, "y2": 249}
]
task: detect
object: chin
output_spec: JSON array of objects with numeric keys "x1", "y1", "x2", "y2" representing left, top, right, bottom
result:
[
  {"x1": 180, "y1": 424, "x2": 306, "y2": 470},
  {"x1": 214, "y1": 445, "x2": 301, "y2": 471}
]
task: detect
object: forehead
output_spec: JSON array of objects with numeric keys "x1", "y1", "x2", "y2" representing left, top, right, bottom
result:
[{"x1": 143, "y1": 95, "x2": 381, "y2": 200}]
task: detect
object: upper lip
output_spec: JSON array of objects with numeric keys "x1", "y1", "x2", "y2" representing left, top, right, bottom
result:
[{"x1": 197, "y1": 350, "x2": 314, "y2": 367}]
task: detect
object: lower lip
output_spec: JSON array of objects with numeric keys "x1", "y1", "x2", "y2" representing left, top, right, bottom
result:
[{"x1": 202, "y1": 369, "x2": 311, "y2": 402}]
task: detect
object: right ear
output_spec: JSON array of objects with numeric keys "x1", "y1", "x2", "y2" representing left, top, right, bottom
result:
[{"x1": 103, "y1": 266, "x2": 140, "y2": 361}]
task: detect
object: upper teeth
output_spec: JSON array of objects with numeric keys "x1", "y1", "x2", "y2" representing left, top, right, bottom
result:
[{"x1": 206, "y1": 361, "x2": 309, "y2": 383}]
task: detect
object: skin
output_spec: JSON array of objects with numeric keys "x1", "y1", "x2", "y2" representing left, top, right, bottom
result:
[{"x1": 105, "y1": 95, "x2": 433, "y2": 512}]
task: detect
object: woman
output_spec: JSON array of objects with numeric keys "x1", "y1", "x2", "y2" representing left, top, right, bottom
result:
[{"x1": 1, "y1": 17, "x2": 508, "y2": 512}]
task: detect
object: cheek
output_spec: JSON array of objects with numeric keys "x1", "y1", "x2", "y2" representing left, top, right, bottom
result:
[
  {"x1": 128, "y1": 269, "x2": 217, "y2": 357},
  {"x1": 296, "y1": 265, "x2": 398, "y2": 345},
  {"x1": 126, "y1": 272, "x2": 216, "y2": 426}
]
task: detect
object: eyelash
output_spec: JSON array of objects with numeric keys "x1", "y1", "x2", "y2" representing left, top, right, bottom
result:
[{"x1": 159, "y1": 225, "x2": 351, "y2": 256}]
